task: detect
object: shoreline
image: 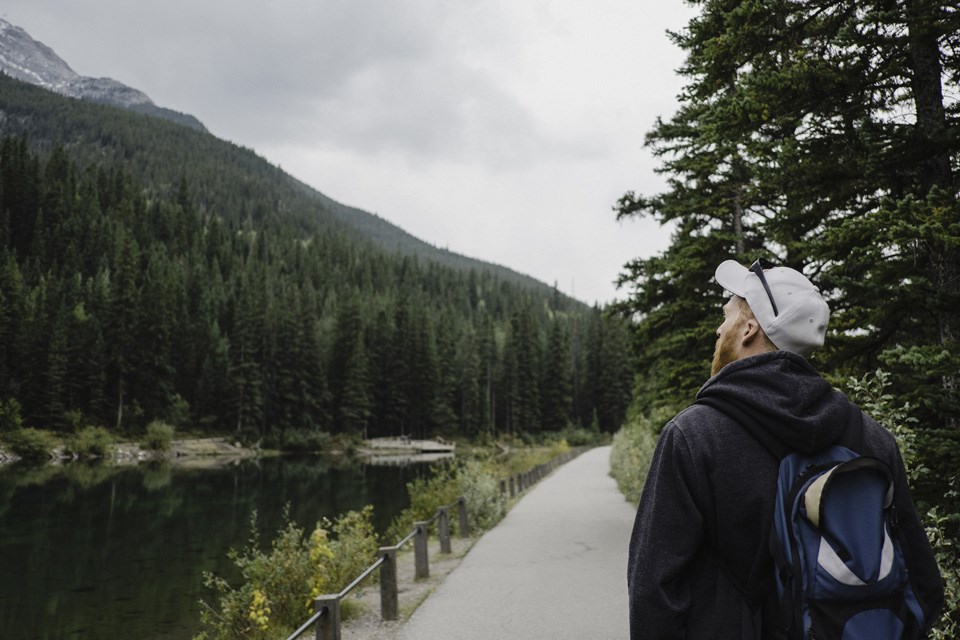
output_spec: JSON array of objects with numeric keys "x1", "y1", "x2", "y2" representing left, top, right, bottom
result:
[
  {"x1": 0, "y1": 436, "x2": 462, "y2": 469},
  {"x1": 0, "y1": 436, "x2": 262, "y2": 468}
]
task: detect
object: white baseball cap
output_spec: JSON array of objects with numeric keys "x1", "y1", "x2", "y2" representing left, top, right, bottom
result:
[{"x1": 715, "y1": 259, "x2": 830, "y2": 357}]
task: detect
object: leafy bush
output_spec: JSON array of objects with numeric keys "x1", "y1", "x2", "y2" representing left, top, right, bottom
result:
[
  {"x1": 64, "y1": 426, "x2": 114, "y2": 458},
  {"x1": 197, "y1": 513, "x2": 318, "y2": 640},
  {"x1": 498, "y1": 446, "x2": 563, "y2": 476},
  {"x1": 141, "y1": 421, "x2": 175, "y2": 452},
  {"x1": 3, "y1": 428, "x2": 59, "y2": 460},
  {"x1": 387, "y1": 458, "x2": 512, "y2": 541},
  {"x1": 196, "y1": 506, "x2": 379, "y2": 640},
  {"x1": 555, "y1": 426, "x2": 603, "y2": 447},
  {"x1": 0, "y1": 398, "x2": 25, "y2": 432},
  {"x1": 458, "y1": 459, "x2": 506, "y2": 532},
  {"x1": 386, "y1": 464, "x2": 461, "y2": 542},
  {"x1": 847, "y1": 370, "x2": 960, "y2": 638},
  {"x1": 925, "y1": 494, "x2": 960, "y2": 640},
  {"x1": 325, "y1": 505, "x2": 380, "y2": 590},
  {"x1": 165, "y1": 393, "x2": 191, "y2": 427},
  {"x1": 609, "y1": 407, "x2": 675, "y2": 506}
]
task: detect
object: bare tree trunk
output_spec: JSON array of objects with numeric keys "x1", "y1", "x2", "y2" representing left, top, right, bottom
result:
[
  {"x1": 906, "y1": 0, "x2": 959, "y2": 430},
  {"x1": 906, "y1": 0, "x2": 953, "y2": 192},
  {"x1": 115, "y1": 379, "x2": 124, "y2": 430}
]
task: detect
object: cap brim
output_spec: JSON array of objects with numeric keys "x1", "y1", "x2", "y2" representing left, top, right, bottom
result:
[{"x1": 715, "y1": 260, "x2": 750, "y2": 297}]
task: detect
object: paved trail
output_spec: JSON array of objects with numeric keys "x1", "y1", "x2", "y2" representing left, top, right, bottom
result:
[{"x1": 397, "y1": 446, "x2": 636, "y2": 640}]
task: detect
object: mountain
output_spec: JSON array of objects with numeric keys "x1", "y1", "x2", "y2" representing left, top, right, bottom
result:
[
  {"x1": 0, "y1": 18, "x2": 571, "y2": 300},
  {"x1": 0, "y1": 18, "x2": 207, "y2": 132},
  {"x1": 0, "y1": 71, "x2": 569, "y2": 300},
  {"x1": 0, "y1": 18, "x2": 640, "y2": 449}
]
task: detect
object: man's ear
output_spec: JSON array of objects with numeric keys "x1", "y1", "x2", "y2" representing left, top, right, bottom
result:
[
  {"x1": 740, "y1": 317, "x2": 763, "y2": 346},
  {"x1": 740, "y1": 317, "x2": 775, "y2": 353}
]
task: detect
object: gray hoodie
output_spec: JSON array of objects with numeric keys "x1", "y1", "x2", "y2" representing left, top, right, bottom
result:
[{"x1": 627, "y1": 351, "x2": 943, "y2": 639}]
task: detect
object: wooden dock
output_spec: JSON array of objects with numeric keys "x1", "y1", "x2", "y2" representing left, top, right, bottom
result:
[{"x1": 362, "y1": 437, "x2": 456, "y2": 454}]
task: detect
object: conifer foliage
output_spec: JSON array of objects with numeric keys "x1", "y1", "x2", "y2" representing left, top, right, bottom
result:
[
  {"x1": 617, "y1": 0, "x2": 960, "y2": 446},
  {"x1": 0, "y1": 134, "x2": 633, "y2": 443}
]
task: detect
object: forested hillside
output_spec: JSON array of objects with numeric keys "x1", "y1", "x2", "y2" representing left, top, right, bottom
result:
[
  {"x1": 0, "y1": 76, "x2": 634, "y2": 445},
  {"x1": 0, "y1": 73, "x2": 559, "y2": 295}
]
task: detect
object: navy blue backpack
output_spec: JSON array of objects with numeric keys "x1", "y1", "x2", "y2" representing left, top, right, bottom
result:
[
  {"x1": 771, "y1": 436, "x2": 926, "y2": 638},
  {"x1": 698, "y1": 400, "x2": 927, "y2": 639}
]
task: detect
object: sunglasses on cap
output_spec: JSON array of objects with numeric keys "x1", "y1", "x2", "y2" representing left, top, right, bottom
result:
[{"x1": 749, "y1": 258, "x2": 779, "y2": 317}]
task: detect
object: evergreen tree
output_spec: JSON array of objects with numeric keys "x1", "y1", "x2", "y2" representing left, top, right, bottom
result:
[
  {"x1": 0, "y1": 126, "x2": 633, "y2": 444},
  {"x1": 509, "y1": 302, "x2": 541, "y2": 434},
  {"x1": 540, "y1": 318, "x2": 573, "y2": 432},
  {"x1": 330, "y1": 295, "x2": 371, "y2": 435},
  {"x1": 106, "y1": 229, "x2": 140, "y2": 430},
  {"x1": 229, "y1": 268, "x2": 264, "y2": 436}
]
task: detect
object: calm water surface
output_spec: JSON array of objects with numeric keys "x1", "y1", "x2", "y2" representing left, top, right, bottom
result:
[{"x1": 0, "y1": 455, "x2": 439, "y2": 640}]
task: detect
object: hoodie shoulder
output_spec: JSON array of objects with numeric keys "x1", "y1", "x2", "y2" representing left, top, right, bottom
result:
[{"x1": 668, "y1": 403, "x2": 748, "y2": 448}]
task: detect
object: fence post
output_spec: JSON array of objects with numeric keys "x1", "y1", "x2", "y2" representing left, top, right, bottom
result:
[
  {"x1": 314, "y1": 595, "x2": 340, "y2": 640},
  {"x1": 457, "y1": 497, "x2": 471, "y2": 538},
  {"x1": 509, "y1": 476, "x2": 515, "y2": 497},
  {"x1": 439, "y1": 507, "x2": 451, "y2": 554},
  {"x1": 414, "y1": 521, "x2": 430, "y2": 579},
  {"x1": 500, "y1": 478, "x2": 506, "y2": 495},
  {"x1": 517, "y1": 474, "x2": 524, "y2": 493},
  {"x1": 379, "y1": 546, "x2": 398, "y2": 621}
]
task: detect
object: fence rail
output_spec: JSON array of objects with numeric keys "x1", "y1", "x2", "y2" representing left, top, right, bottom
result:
[{"x1": 286, "y1": 448, "x2": 582, "y2": 640}]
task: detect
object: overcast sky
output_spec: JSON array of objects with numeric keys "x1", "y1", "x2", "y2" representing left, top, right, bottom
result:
[{"x1": 3, "y1": 0, "x2": 694, "y2": 306}]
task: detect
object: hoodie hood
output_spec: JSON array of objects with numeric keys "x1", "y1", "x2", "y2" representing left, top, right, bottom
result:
[{"x1": 696, "y1": 351, "x2": 851, "y2": 455}]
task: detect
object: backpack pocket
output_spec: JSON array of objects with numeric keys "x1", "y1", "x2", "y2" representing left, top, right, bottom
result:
[
  {"x1": 808, "y1": 593, "x2": 910, "y2": 640},
  {"x1": 799, "y1": 458, "x2": 899, "y2": 597}
]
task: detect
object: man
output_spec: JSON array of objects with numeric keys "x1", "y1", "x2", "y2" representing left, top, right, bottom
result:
[{"x1": 627, "y1": 259, "x2": 944, "y2": 639}]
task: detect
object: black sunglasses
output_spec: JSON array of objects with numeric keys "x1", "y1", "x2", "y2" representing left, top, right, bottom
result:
[{"x1": 749, "y1": 259, "x2": 779, "y2": 317}]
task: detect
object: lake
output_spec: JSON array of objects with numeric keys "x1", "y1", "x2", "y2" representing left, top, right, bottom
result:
[{"x1": 0, "y1": 455, "x2": 442, "y2": 640}]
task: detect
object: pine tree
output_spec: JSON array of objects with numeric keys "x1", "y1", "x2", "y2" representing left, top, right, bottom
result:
[
  {"x1": 330, "y1": 295, "x2": 371, "y2": 435},
  {"x1": 106, "y1": 229, "x2": 140, "y2": 430},
  {"x1": 509, "y1": 302, "x2": 541, "y2": 434},
  {"x1": 229, "y1": 268, "x2": 264, "y2": 436},
  {"x1": 617, "y1": 0, "x2": 960, "y2": 434},
  {"x1": 540, "y1": 318, "x2": 573, "y2": 432}
]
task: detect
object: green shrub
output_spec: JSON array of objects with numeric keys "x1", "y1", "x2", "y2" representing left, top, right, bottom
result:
[
  {"x1": 556, "y1": 425, "x2": 602, "y2": 447},
  {"x1": 847, "y1": 370, "x2": 960, "y2": 638},
  {"x1": 197, "y1": 513, "x2": 317, "y2": 640},
  {"x1": 458, "y1": 459, "x2": 506, "y2": 532},
  {"x1": 499, "y1": 447, "x2": 562, "y2": 476},
  {"x1": 387, "y1": 458, "x2": 510, "y2": 541},
  {"x1": 142, "y1": 421, "x2": 175, "y2": 452},
  {"x1": 196, "y1": 506, "x2": 379, "y2": 640},
  {"x1": 165, "y1": 393, "x2": 191, "y2": 427},
  {"x1": 0, "y1": 399, "x2": 25, "y2": 432},
  {"x1": 326, "y1": 505, "x2": 380, "y2": 590},
  {"x1": 386, "y1": 464, "x2": 461, "y2": 542},
  {"x1": 925, "y1": 494, "x2": 960, "y2": 640},
  {"x1": 64, "y1": 426, "x2": 114, "y2": 458},
  {"x1": 609, "y1": 406, "x2": 675, "y2": 506},
  {"x1": 3, "y1": 428, "x2": 59, "y2": 460}
]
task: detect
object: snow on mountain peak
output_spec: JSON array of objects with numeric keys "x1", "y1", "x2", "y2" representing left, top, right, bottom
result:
[{"x1": 0, "y1": 18, "x2": 205, "y2": 131}]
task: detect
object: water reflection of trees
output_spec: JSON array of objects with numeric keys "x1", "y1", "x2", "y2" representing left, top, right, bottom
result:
[{"x1": 0, "y1": 455, "x2": 438, "y2": 640}]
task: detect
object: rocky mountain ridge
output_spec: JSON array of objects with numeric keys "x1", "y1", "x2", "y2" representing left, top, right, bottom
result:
[{"x1": 0, "y1": 18, "x2": 206, "y2": 132}]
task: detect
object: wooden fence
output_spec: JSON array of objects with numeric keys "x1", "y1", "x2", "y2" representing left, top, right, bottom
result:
[{"x1": 286, "y1": 448, "x2": 581, "y2": 640}]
